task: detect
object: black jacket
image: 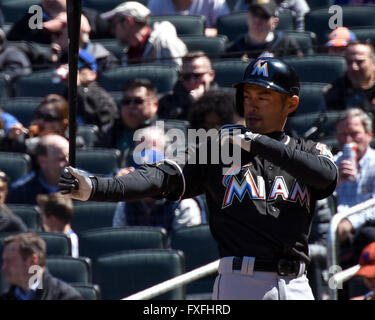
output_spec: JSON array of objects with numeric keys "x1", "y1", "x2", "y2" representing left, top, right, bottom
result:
[
  {"x1": 0, "y1": 271, "x2": 82, "y2": 300},
  {"x1": 0, "y1": 206, "x2": 28, "y2": 233}
]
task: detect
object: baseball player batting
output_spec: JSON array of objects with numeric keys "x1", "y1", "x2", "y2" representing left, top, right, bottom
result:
[{"x1": 59, "y1": 57, "x2": 338, "y2": 300}]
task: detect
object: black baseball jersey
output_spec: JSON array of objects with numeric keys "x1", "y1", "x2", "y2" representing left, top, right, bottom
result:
[{"x1": 90, "y1": 130, "x2": 338, "y2": 264}]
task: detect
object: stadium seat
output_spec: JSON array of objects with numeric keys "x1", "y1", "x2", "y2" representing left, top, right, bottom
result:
[
  {"x1": 71, "y1": 283, "x2": 101, "y2": 300},
  {"x1": 306, "y1": 0, "x2": 334, "y2": 9},
  {"x1": 91, "y1": 39, "x2": 123, "y2": 60},
  {"x1": 7, "y1": 204, "x2": 41, "y2": 231},
  {"x1": 283, "y1": 55, "x2": 346, "y2": 83},
  {"x1": 46, "y1": 256, "x2": 92, "y2": 284},
  {"x1": 98, "y1": 65, "x2": 178, "y2": 95},
  {"x1": 0, "y1": 97, "x2": 42, "y2": 127},
  {"x1": 77, "y1": 124, "x2": 99, "y2": 148},
  {"x1": 170, "y1": 225, "x2": 219, "y2": 299},
  {"x1": 150, "y1": 15, "x2": 206, "y2": 36},
  {"x1": 179, "y1": 35, "x2": 228, "y2": 57},
  {"x1": 296, "y1": 82, "x2": 328, "y2": 115},
  {"x1": 37, "y1": 232, "x2": 72, "y2": 256},
  {"x1": 84, "y1": 0, "x2": 148, "y2": 13},
  {"x1": 0, "y1": 152, "x2": 32, "y2": 183},
  {"x1": 0, "y1": 77, "x2": 9, "y2": 99},
  {"x1": 351, "y1": 27, "x2": 375, "y2": 46},
  {"x1": 211, "y1": 59, "x2": 249, "y2": 88},
  {"x1": 75, "y1": 148, "x2": 121, "y2": 176},
  {"x1": 285, "y1": 110, "x2": 341, "y2": 141},
  {"x1": 283, "y1": 31, "x2": 317, "y2": 56},
  {"x1": 94, "y1": 249, "x2": 185, "y2": 300},
  {"x1": 217, "y1": 10, "x2": 295, "y2": 42},
  {"x1": 79, "y1": 226, "x2": 168, "y2": 264},
  {"x1": 305, "y1": 5, "x2": 375, "y2": 45},
  {"x1": 226, "y1": 0, "x2": 238, "y2": 11},
  {"x1": 13, "y1": 70, "x2": 66, "y2": 97},
  {"x1": 0, "y1": 0, "x2": 37, "y2": 23},
  {"x1": 71, "y1": 201, "x2": 118, "y2": 234}
]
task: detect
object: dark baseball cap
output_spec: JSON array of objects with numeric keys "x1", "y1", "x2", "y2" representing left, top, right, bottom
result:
[{"x1": 248, "y1": 0, "x2": 279, "y2": 17}]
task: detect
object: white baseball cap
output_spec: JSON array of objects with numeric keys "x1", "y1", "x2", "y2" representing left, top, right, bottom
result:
[{"x1": 100, "y1": 1, "x2": 151, "y2": 23}]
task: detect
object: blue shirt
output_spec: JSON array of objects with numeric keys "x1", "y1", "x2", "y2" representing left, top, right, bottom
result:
[{"x1": 335, "y1": 147, "x2": 375, "y2": 228}]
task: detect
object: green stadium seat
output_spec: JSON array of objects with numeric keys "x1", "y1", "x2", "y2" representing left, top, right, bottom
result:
[
  {"x1": 94, "y1": 249, "x2": 185, "y2": 300},
  {"x1": 91, "y1": 39, "x2": 123, "y2": 60},
  {"x1": 283, "y1": 55, "x2": 346, "y2": 83},
  {"x1": 77, "y1": 124, "x2": 99, "y2": 148},
  {"x1": 297, "y1": 82, "x2": 328, "y2": 115},
  {"x1": 283, "y1": 31, "x2": 317, "y2": 56},
  {"x1": 79, "y1": 226, "x2": 168, "y2": 264},
  {"x1": 180, "y1": 35, "x2": 228, "y2": 58},
  {"x1": 76, "y1": 148, "x2": 121, "y2": 176},
  {"x1": 71, "y1": 283, "x2": 101, "y2": 300},
  {"x1": 0, "y1": 77, "x2": 9, "y2": 98},
  {"x1": 72, "y1": 201, "x2": 118, "y2": 234},
  {"x1": 0, "y1": 152, "x2": 32, "y2": 183},
  {"x1": 37, "y1": 232, "x2": 72, "y2": 256},
  {"x1": 13, "y1": 70, "x2": 66, "y2": 97},
  {"x1": 305, "y1": 5, "x2": 375, "y2": 46},
  {"x1": 0, "y1": 0, "x2": 37, "y2": 23},
  {"x1": 98, "y1": 65, "x2": 178, "y2": 95},
  {"x1": 170, "y1": 225, "x2": 219, "y2": 298},
  {"x1": 46, "y1": 256, "x2": 92, "y2": 284},
  {"x1": 211, "y1": 59, "x2": 249, "y2": 88},
  {"x1": 306, "y1": 0, "x2": 334, "y2": 9},
  {"x1": 351, "y1": 27, "x2": 375, "y2": 46},
  {"x1": 150, "y1": 15, "x2": 206, "y2": 36},
  {"x1": 0, "y1": 97, "x2": 42, "y2": 127},
  {"x1": 7, "y1": 204, "x2": 41, "y2": 231}
]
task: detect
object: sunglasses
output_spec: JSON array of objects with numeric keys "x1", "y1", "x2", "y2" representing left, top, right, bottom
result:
[
  {"x1": 121, "y1": 96, "x2": 145, "y2": 106},
  {"x1": 181, "y1": 72, "x2": 208, "y2": 81}
]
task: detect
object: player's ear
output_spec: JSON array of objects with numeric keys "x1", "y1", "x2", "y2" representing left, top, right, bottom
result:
[{"x1": 287, "y1": 95, "x2": 299, "y2": 115}]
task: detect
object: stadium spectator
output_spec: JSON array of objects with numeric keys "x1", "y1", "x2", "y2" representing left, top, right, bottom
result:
[
  {"x1": 147, "y1": 0, "x2": 230, "y2": 37},
  {"x1": 0, "y1": 232, "x2": 82, "y2": 300},
  {"x1": 100, "y1": 1, "x2": 187, "y2": 68},
  {"x1": 324, "y1": 42, "x2": 375, "y2": 114},
  {"x1": 233, "y1": 0, "x2": 310, "y2": 31},
  {"x1": 97, "y1": 78, "x2": 159, "y2": 167},
  {"x1": 6, "y1": 134, "x2": 69, "y2": 205},
  {"x1": 6, "y1": 0, "x2": 111, "y2": 44},
  {"x1": 0, "y1": 170, "x2": 28, "y2": 233},
  {"x1": 351, "y1": 241, "x2": 375, "y2": 300},
  {"x1": 113, "y1": 128, "x2": 203, "y2": 232},
  {"x1": 55, "y1": 49, "x2": 119, "y2": 140},
  {"x1": 324, "y1": 27, "x2": 357, "y2": 56},
  {"x1": 0, "y1": 28, "x2": 32, "y2": 84},
  {"x1": 333, "y1": 109, "x2": 375, "y2": 244},
  {"x1": 43, "y1": 12, "x2": 118, "y2": 72},
  {"x1": 188, "y1": 89, "x2": 236, "y2": 130},
  {"x1": 158, "y1": 51, "x2": 218, "y2": 120},
  {"x1": 37, "y1": 192, "x2": 79, "y2": 258},
  {"x1": 225, "y1": 0, "x2": 303, "y2": 59}
]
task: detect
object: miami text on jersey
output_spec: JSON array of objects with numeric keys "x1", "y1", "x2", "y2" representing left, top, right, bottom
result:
[{"x1": 222, "y1": 169, "x2": 311, "y2": 213}]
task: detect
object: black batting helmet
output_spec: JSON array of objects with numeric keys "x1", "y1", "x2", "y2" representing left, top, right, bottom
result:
[{"x1": 233, "y1": 57, "x2": 300, "y2": 117}]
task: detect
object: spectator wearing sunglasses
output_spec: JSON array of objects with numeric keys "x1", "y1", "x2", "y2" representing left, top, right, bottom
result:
[
  {"x1": 158, "y1": 51, "x2": 219, "y2": 121},
  {"x1": 97, "y1": 78, "x2": 159, "y2": 167},
  {"x1": 0, "y1": 170, "x2": 28, "y2": 233},
  {"x1": 225, "y1": 0, "x2": 302, "y2": 60}
]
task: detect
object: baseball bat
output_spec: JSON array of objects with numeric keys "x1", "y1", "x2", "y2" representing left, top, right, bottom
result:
[{"x1": 66, "y1": 0, "x2": 82, "y2": 167}]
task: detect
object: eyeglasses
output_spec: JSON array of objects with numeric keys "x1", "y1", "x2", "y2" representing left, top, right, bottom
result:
[
  {"x1": 180, "y1": 72, "x2": 208, "y2": 81},
  {"x1": 121, "y1": 96, "x2": 145, "y2": 106}
]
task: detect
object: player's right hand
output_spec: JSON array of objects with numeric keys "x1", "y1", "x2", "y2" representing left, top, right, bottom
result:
[{"x1": 59, "y1": 166, "x2": 93, "y2": 201}]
